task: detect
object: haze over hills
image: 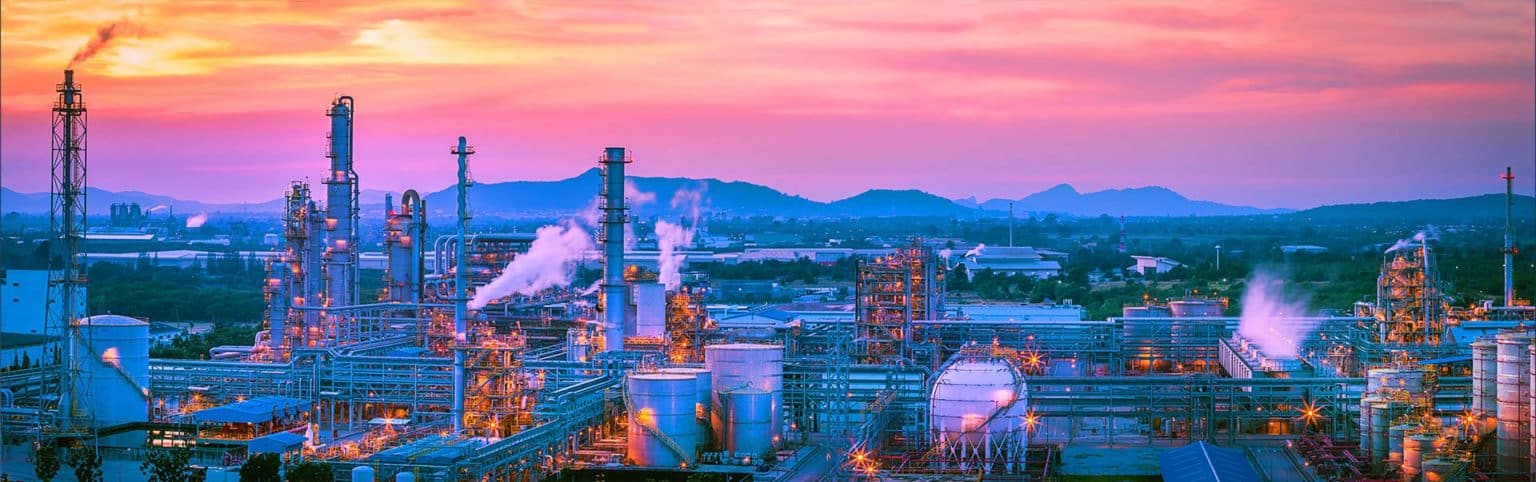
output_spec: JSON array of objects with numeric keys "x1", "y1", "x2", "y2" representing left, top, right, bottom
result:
[{"x1": 0, "y1": 169, "x2": 1520, "y2": 221}]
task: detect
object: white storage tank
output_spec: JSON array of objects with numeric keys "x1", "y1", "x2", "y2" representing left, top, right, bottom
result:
[
  {"x1": 1494, "y1": 330, "x2": 1532, "y2": 475},
  {"x1": 1402, "y1": 432, "x2": 1436, "y2": 479},
  {"x1": 633, "y1": 282, "x2": 667, "y2": 338},
  {"x1": 1472, "y1": 339, "x2": 1497, "y2": 421},
  {"x1": 705, "y1": 343, "x2": 783, "y2": 448},
  {"x1": 721, "y1": 387, "x2": 772, "y2": 460},
  {"x1": 626, "y1": 373, "x2": 699, "y2": 467},
  {"x1": 658, "y1": 367, "x2": 712, "y2": 450},
  {"x1": 1366, "y1": 368, "x2": 1424, "y2": 395},
  {"x1": 1168, "y1": 299, "x2": 1223, "y2": 317},
  {"x1": 68, "y1": 314, "x2": 150, "y2": 428},
  {"x1": 351, "y1": 466, "x2": 374, "y2": 482},
  {"x1": 1388, "y1": 423, "x2": 1414, "y2": 463},
  {"x1": 929, "y1": 355, "x2": 1029, "y2": 474}
]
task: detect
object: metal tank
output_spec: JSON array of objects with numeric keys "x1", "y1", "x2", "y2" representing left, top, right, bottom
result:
[
  {"x1": 705, "y1": 343, "x2": 784, "y2": 448},
  {"x1": 71, "y1": 314, "x2": 150, "y2": 428},
  {"x1": 1168, "y1": 299, "x2": 1223, "y2": 317},
  {"x1": 626, "y1": 373, "x2": 699, "y2": 467},
  {"x1": 1495, "y1": 330, "x2": 1532, "y2": 474},
  {"x1": 1369, "y1": 400, "x2": 1393, "y2": 463},
  {"x1": 351, "y1": 466, "x2": 374, "y2": 482},
  {"x1": 1358, "y1": 396, "x2": 1379, "y2": 460},
  {"x1": 634, "y1": 281, "x2": 667, "y2": 338},
  {"x1": 1472, "y1": 339, "x2": 1497, "y2": 428},
  {"x1": 658, "y1": 367, "x2": 712, "y2": 450},
  {"x1": 1366, "y1": 368, "x2": 1424, "y2": 395},
  {"x1": 1402, "y1": 432, "x2": 1437, "y2": 480},
  {"x1": 929, "y1": 355, "x2": 1030, "y2": 474},
  {"x1": 1388, "y1": 423, "x2": 1413, "y2": 464},
  {"x1": 1121, "y1": 306, "x2": 1171, "y2": 317},
  {"x1": 722, "y1": 388, "x2": 772, "y2": 459},
  {"x1": 1421, "y1": 455, "x2": 1467, "y2": 482}
]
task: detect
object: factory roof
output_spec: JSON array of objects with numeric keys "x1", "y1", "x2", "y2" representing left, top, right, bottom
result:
[
  {"x1": 193, "y1": 395, "x2": 308, "y2": 424},
  {"x1": 248, "y1": 431, "x2": 306, "y2": 454},
  {"x1": 1159, "y1": 441, "x2": 1260, "y2": 482}
]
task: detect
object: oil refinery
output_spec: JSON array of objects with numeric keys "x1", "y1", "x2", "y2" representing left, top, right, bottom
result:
[{"x1": 4, "y1": 69, "x2": 1536, "y2": 482}]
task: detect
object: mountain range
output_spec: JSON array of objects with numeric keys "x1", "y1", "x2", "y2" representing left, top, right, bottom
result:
[{"x1": 2, "y1": 169, "x2": 1523, "y2": 221}]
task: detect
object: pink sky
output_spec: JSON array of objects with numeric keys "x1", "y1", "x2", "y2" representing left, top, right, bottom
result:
[{"x1": 1, "y1": 1, "x2": 1532, "y2": 208}]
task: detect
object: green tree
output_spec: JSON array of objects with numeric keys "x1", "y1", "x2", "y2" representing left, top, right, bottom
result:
[
  {"x1": 240, "y1": 453, "x2": 282, "y2": 482},
  {"x1": 141, "y1": 446, "x2": 195, "y2": 482},
  {"x1": 34, "y1": 442, "x2": 61, "y2": 482},
  {"x1": 285, "y1": 462, "x2": 331, "y2": 482},
  {"x1": 67, "y1": 446, "x2": 103, "y2": 482}
]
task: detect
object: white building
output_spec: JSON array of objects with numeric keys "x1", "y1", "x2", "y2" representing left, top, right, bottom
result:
[
  {"x1": 2, "y1": 269, "x2": 84, "y2": 336},
  {"x1": 958, "y1": 246, "x2": 1063, "y2": 280},
  {"x1": 1130, "y1": 256, "x2": 1183, "y2": 276}
]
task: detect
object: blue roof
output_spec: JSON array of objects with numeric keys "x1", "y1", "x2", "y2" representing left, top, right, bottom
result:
[
  {"x1": 1159, "y1": 441, "x2": 1260, "y2": 482},
  {"x1": 1419, "y1": 355, "x2": 1472, "y2": 365},
  {"x1": 248, "y1": 431, "x2": 306, "y2": 453},
  {"x1": 193, "y1": 396, "x2": 308, "y2": 424}
]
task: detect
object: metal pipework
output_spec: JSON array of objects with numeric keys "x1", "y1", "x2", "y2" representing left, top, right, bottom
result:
[
  {"x1": 323, "y1": 96, "x2": 359, "y2": 308},
  {"x1": 451, "y1": 136, "x2": 475, "y2": 432},
  {"x1": 600, "y1": 147, "x2": 631, "y2": 352}
]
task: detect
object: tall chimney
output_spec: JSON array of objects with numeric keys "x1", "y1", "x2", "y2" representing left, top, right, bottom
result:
[
  {"x1": 1503, "y1": 166, "x2": 1516, "y2": 307},
  {"x1": 601, "y1": 147, "x2": 630, "y2": 351},
  {"x1": 323, "y1": 96, "x2": 358, "y2": 307}
]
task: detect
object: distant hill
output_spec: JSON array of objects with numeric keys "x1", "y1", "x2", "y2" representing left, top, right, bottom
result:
[
  {"x1": 1287, "y1": 193, "x2": 1535, "y2": 223},
  {"x1": 419, "y1": 168, "x2": 824, "y2": 218},
  {"x1": 976, "y1": 184, "x2": 1288, "y2": 217},
  {"x1": 1, "y1": 186, "x2": 395, "y2": 217},
  {"x1": 826, "y1": 189, "x2": 972, "y2": 217}
]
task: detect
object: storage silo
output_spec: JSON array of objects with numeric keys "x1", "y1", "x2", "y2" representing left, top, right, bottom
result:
[
  {"x1": 1472, "y1": 339, "x2": 1497, "y2": 428},
  {"x1": 70, "y1": 314, "x2": 151, "y2": 428},
  {"x1": 626, "y1": 373, "x2": 699, "y2": 467},
  {"x1": 1494, "y1": 330, "x2": 1532, "y2": 474},
  {"x1": 658, "y1": 367, "x2": 712, "y2": 450},
  {"x1": 928, "y1": 354, "x2": 1029, "y2": 474},
  {"x1": 705, "y1": 344, "x2": 783, "y2": 448},
  {"x1": 721, "y1": 388, "x2": 772, "y2": 459},
  {"x1": 1168, "y1": 299, "x2": 1223, "y2": 317},
  {"x1": 633, "y1": 282, "x2": 667, "y2": 339}
]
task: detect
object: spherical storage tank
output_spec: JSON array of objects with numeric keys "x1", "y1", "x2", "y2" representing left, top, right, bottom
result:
[
  {"x1": 70, "y1": 315, "x2": 150, "y2": 428},
  {"x1": 929, "y1": 356, "x2": 1029, "y2": 473},
  {"x1": 627, "y1": 373, "x2": 699, "y2": 467},
  {"x1": 705, "y1": 344, "x2": 783, "y2": 450}
]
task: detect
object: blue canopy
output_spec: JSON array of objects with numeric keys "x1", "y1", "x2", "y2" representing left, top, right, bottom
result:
[
  {"x1": 192, "y1": 396, "x2": 308, "y2": 424},
  {"x1": 248, "y1": 431, "x2": 306, "y2": 454},
  {"x1": 1159, "y1": 441, "x2": 1260, "y2": 482}
]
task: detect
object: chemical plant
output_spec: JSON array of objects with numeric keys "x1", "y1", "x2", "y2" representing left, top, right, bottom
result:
[{"x1": 5, "y1": 69, "x2": 1536, "y2": 482}]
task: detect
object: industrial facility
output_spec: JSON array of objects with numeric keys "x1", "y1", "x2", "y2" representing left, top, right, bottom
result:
[{"x1": 5, "y1": 69, "x2": 1536, "y2": 482}]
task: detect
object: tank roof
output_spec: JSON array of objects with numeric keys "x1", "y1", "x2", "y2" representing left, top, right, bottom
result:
[{"x1": 80, "y1": 314, "x2": 149, "y2": 326}]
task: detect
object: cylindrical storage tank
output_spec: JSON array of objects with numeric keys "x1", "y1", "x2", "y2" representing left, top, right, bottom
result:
[
  {"x1": 626, "y1": 373, "x2": 699, "y2": 467},
  {"x1": 1402, "y1": 433, "x2": 1435, "y2": 479},
  {"x1": 71, "y1": 315, "x2": 151, "y2": 429},
  {"x1": 1168, "y1": 300, "x2": 1223, "y2": 317},
  {"x1": 929, "y1": 356, "x2": 1030, "y2": 473},
  {"x1": 351, "y1": 466, "x2": 375, "y2": 482},
  {"x1": 395, "y1": 473, "x2": 414, "y2": 482},
  {"x1": 722, "y1": 388, "x2": 772, "y2": 459},
  {"x1": 1472, "y1": 339, "x2": 1497, "y2": 421},
  {"x1": 658, "y1": 367, "x2": 712, "y2": 451},
  {"x1": 1388, "y1": 424, "x2": 1414, "y2": 464},
  {"x1": 1420, "y1": 457, "x2": 1461, "y2": 482},
  {"x1": 1359, "y1": 396, "x2": 1379, "y2": 458},
  {"x1": 1120, "y1": 306, "x2": 1171, "y2": 317},
  {"x1": 1494, "y1": 330, "x2": 1532, "y2": 475},
  {"x1": 1370, "y1": 401, "x2": 1392, "y2": 462},
  {"x1": 705, "y1": 344, "x2": 783, "y2": 448},
  {"x1": 1367, "y1": 368, "x2": 1424, "y2": 395}
]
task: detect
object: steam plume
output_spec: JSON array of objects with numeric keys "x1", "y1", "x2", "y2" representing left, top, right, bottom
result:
[
  {"x1": 68, "y1": 21, "x2": 133, "y2": 68},
  {"x1": 655, "y1": 186, "x2": 707, "y2": 289},
  {"x1": 1384, "y1": 225, "x2": 1439, "y2": 253},
  {"x1": 963, "y1": 244, "x2": 986, "y2": 258},
  {"x1": 185, "y1": 212, "x2": 208, "y2": 228},
  {"x1": 1236, "y1": 270, "x2": 1315, "y2": 359},
  {"x1": 146, "y1": 204, "x2": 168, "y2": 213},
  {"x1": 469, "y1": 221, "x2": 594, "y2": 309}
]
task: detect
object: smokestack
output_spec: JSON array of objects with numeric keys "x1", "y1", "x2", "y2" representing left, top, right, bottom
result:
[
  {"x1": 1504, "y1": 166, "x2": 1516, "y2": 307},
  {"x1": 601, "y1": 147, "x2": 630, "y2": 352},
  {"x1": 1008, "y1": 202, "x2": 1014, "y2": 247},
  {"x1": 451, "y1": 137, "x2": 474, "y2": 432}
]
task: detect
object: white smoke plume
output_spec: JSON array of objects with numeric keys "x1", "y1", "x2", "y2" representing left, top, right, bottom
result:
[
  {"x1": 1236, "y1": 270, "x2": 1316, "y2": 359},
  {"x1": 185, "y1": 212, "x2": 208, "y2": 228},
  {"x1": 469, "y1": 221, "x2": 595, "y2": 309},
  {"x1": 146, "y1": 204, "x2": 168, "y2": 213},
  {"x1": 1385, "y1": 225, "x2": 1439, "y2": 253},
  {"x1": 938, "y1": 248, "x2": 953, "y2": 259},
  {"x1": 625, "y1": 180, "x2": 656, "y2": 207},
  {"x1": 654, "y1": 186, "x2": 707, "y2": 290},
  {"x1": 963, "y1": 244, "x2": 986, "y2": 258}
]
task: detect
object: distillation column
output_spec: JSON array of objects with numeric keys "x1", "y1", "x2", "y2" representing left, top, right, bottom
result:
[
  {"x1": 323, "y1": 96, "x2": 359, "y2": 308},
  {"x1": 601, "y1": 147, "x2": 630, "y2": 351}
]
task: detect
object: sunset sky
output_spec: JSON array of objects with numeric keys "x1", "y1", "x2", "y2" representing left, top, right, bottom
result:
[{"x1": 1, "y1": 0, "x2": 1532, "y2": 208}]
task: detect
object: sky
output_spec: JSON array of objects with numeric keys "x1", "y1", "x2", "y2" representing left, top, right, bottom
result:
[{"x1": 1, "y1": 0, "x2": 1532, "y2": 209}]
